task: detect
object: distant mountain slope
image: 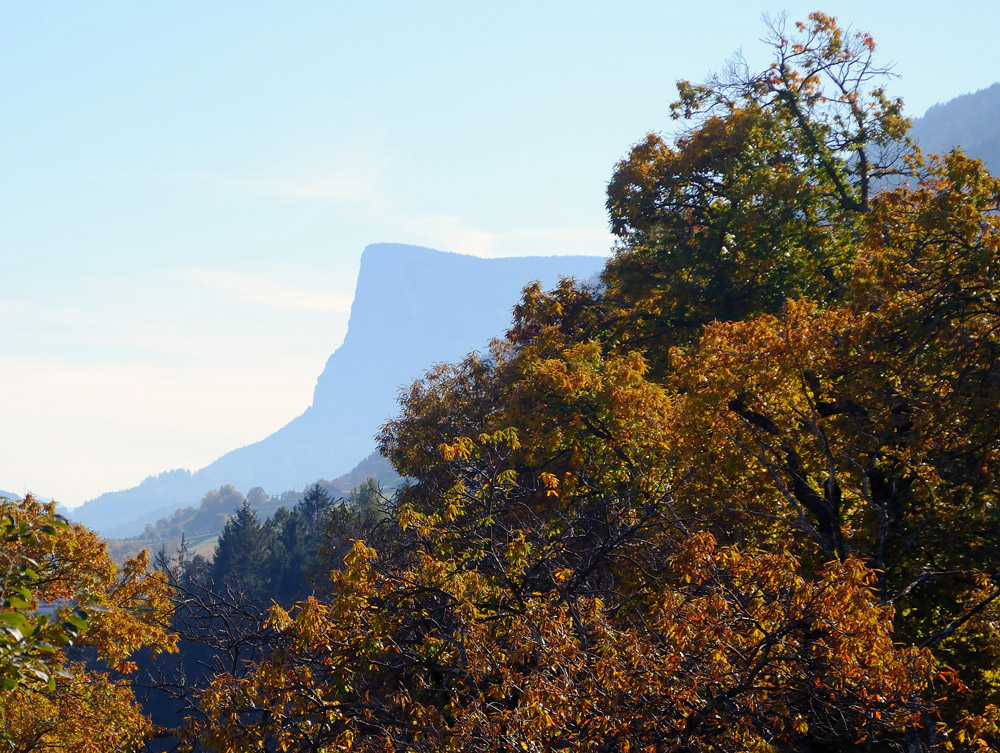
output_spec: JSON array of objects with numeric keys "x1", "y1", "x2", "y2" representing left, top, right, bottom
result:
[
  {"x1": 72, "y1": 244, "x2": 603, "y2": 536},
  {"x1": 0, "y1": 489, "x2": 20, "y2": 500},
  {"x1": 910, "y1": 83, "x2": 1000, "y2": 170},
  {"x1": 105, "y1": 450, "x2": 400, "y2": 564}
]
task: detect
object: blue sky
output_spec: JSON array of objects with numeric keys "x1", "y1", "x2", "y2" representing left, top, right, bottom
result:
[{"x1": 2, "y1": 1, "x2": 997, "y2": 506}]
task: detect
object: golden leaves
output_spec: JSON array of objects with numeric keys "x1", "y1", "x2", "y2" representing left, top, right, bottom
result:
[
  {"x1": 0, "y1": 496, "x2": 176, "y2": 751},
  {"x1": 179, "y1": 13, "x2": 1000, "y2": 753},
  {"x1": 0, "y1": 666, "x2": 155, "y2": 753}
]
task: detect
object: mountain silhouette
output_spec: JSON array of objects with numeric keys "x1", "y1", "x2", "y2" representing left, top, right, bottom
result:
[
  {"x1": 910, "y1": 82, "x2": 1000, "y2": 171},
  {"x1": 71, "y1": 244, "x2": 603, "y2": 536}
]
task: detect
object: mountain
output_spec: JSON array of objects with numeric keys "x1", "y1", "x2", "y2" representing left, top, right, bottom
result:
[
  {"x1": 0, "y1": 489, "x2": 20, "y2": 501},
  {"x1": 105, "y1": 451, "x2": 399, "y2": 564},
  {"x1": 910, "y1": 83, "x2": 1000, "y2": 171},
  {"x1": 72, "y1": 244, "x2": 603, "y2": 537}
]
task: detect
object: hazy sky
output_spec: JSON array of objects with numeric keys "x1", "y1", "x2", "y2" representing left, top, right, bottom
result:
[{"x1": 2, "y1": 2, "x2": 996, "y2": 506}]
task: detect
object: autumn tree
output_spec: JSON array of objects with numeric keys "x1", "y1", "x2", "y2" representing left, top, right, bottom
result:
[
  {"x1": 181, "y1": 13, "x2": 1000, "y2": 753},
  {"x1": 0, "y1": 495, "x2": 175, "y2": 752},
  {"x1": 659, "y1": 150, "x2": 1000, "y2": 727},
  {"x1": 0, "y1": 501, "x2": 78, "y2": 691},
  {"x1": 603, "y1": 12, "x2": 913, "y2": 357}
]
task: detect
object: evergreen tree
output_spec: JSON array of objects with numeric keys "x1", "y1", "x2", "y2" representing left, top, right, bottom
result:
[{"x1": 212, "y1": 501, "x2": 272, "y2": 605}]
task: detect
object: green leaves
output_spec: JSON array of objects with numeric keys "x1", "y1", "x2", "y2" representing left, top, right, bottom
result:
[
  {"x1": 602, "y1": 13, "x2": 918, "y2": 361},
  {"x1": 0, "y1": 496, "x2": 175, "y2": 750},
  {"x1": 0, "y1": 504, "x2": 79, "y2": 691}
]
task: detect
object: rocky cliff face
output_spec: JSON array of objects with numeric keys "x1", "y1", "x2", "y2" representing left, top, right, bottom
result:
[{"x1": 72, "y1": 244, "x2": 603, "y2": 536}]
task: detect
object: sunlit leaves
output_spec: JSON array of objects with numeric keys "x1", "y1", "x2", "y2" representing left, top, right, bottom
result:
[
  {"x1": 603, "y1": 11, "x2": 918, "y2": 359},
  {"x1": 180, "y1": 12, "x2": 1000, "y2": 753},
  {"x1": 0, "y1": 495, "x2": 176, "y2": 751},
  {"x1": 0, "y1": 501, "x2": 79, "y2": 691}
]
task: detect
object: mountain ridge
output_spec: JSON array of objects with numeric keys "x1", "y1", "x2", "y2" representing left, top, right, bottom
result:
[
  {"x1": 71, "y1": 243, "x2": 603, "y2": 536},
  {"x1": 911, "y1": 82, "x2": 1000, "y2": 170},
  {"x1": 68, "y1": 87, "x2": 1000, "y2": 538}
]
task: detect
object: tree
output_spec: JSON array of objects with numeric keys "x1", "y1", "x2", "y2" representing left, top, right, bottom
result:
[
  {"x1": 266, "y1": 485, "x2": 333, "y2": 604},
  {"x1": 246, "y1": 486, "x2": 268, "y2": 509},
  {"x1": 658, "y1": 149, "x2": 1000, "y2": 721},
  {"x1": 212, "y1": 501, "x2": 272, "y2": 607},
  {"x1": 0, "y1": 501, "x2": 79, "y2": 690},
  {"x1": 0, "y1": 495, "x2": 175, "y2": 752},
  {"x1": 195, "y1": 534, "x2": 937, "y2": 753},
  {"x1": 603, "y1": 12, "x2": 913, "y2": 358},
  {"x1": 182, "y1": 13, "x2": 1000, "y2": 752}
]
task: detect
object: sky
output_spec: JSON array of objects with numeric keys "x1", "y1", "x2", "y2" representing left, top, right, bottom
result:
[{"x1": 2, "y1": 1, "x2": 998, "y2": 507}]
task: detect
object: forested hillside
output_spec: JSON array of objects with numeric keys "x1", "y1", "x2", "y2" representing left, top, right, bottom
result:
[
  {"x1": 911, "y1": 82, "x2": 1000, "y2": 170},
  {"x1": 4, "y1": 12, "x2": 1000, "y2": 753},
  {"x1": 105, "y1": 451, "x2": 398, "y2": 563}
]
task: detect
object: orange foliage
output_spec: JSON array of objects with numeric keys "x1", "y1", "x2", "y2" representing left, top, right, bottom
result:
[
  {"x1": 187, "y1": 14, "x2": 1000, "y2": 753},
  {"x1": 0, "y1": 495, "x2": 176, "y2": 751}
]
